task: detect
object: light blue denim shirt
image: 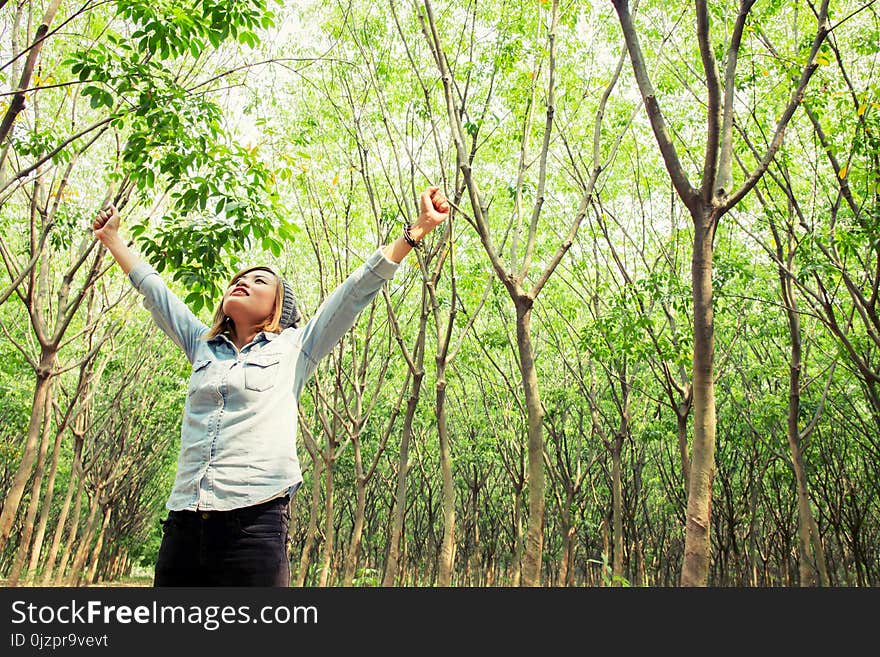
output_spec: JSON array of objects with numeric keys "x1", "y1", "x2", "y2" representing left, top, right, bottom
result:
[{"x1": 128, "y1": 247, "x2": 400, "y2": 511}]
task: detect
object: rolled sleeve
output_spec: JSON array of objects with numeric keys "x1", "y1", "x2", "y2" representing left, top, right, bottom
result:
[
  {"x1": 294, "y1": 247, "x2": 400, "y2": 389},
  {"x1": 128, "y1": 262, "x2": 208, "y2": 362},
  {"x1": 369, "y1": 247, "x2": 401, "y2": 280},
  {"x1": 128, "y1": 261, "x2": 159, "y2": 290}
]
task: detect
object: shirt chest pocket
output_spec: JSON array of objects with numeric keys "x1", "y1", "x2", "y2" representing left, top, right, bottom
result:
[
  {"x1": 188, "y1": 359, "x2": 213, "y2": 397},
  {"x1": 244, "y1": 353, "x2": 282, "y2": 392}
]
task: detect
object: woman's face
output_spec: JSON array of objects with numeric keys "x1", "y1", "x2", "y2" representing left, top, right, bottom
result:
[{"x1": 221, "y1": 268, "x2": 278, "y2": 328}]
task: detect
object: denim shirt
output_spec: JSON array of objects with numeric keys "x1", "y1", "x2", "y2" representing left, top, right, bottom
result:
[{"x1": 128, "y1": 248, "x2": 400, "y2": 511}]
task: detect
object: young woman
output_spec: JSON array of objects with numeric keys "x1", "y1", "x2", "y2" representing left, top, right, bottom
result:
[{"x1": 92, "y1": 187, "x2": 449, "y2": 586}]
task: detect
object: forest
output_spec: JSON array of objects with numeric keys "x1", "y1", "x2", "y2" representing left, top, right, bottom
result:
[{"x1": 0, "y1": 0, "x2": 878, "y2": 587}]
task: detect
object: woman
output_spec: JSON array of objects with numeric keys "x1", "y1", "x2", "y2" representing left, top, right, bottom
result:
[{"x1": 92, "y1": 187, "x2": 449, "y2": 586}]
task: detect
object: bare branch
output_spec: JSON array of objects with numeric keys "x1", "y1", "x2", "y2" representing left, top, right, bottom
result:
[
  {"x1": 0, "y1": 0, "x2": 64, "y2": 147},
  {"x1": 420, "y1": 0, "x2": 510, "y2": 286},
  {"x1": 721, "y1": 0, "x2": 831, "y2": 213},
  {"x1": 695, "y1": 0, "x2": 723, "y2": 203},
  {"x1": 519, "y1": 0, "x2": 559, "y2": 280},
  {"x1": 716, "y1": 0, "x2": 757, "y2": 197},
  {"x1": 612, "y1": 0, "x2": 699, "y2": 210}
]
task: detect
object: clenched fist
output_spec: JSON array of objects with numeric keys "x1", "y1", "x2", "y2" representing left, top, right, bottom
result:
[{"x1": 92, "y1": 204, "x2": 121, "y2": 246}]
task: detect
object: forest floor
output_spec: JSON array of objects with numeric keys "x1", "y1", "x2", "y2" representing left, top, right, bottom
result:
[
  {"x1": 1, "y1": 573, "x2": 153, "y2": 587},
  {"x1": 85, "y1": 577, "x2": 152, "y2": 587}
]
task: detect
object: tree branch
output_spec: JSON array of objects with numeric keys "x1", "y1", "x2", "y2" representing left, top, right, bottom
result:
[
  {"x1": 721, "y1": 0, "x2": 830, "y2": 213},
  {"x1": 695, "y1": 0, "x2": 723, "y2": 203},
  {"x1": 716, "y1": 0, "x2": 757, "y2": 197},
  {"x1": 0, "y1": 0, "x2": 64, "y2": 147},
  {"x1": 612, "y1": 0, "x2": 698, "y2": 211}
]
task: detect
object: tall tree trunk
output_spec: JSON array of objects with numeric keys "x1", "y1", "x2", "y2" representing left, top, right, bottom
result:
[
  {"x1": 53, "y1": 474, "x2": 84, "y2": 583},
  {"x1": 66, "y1": 488, "x2": 100, "y2": 585},
  {"x1": 318, "y1": 440, "x2": 334, "y2": 587},
  {"x1": 748, "y1": 473, "x2": 761, "y2": 586},
  {"x1": 469, "y1": 474, "x2": 481, "y2": 586},
  {"x1": 7, "y1": 394, "x2": 53, "y2": 584},
  {"x1": 295, "y1": 457, "x2": 323, "y2": 587},
  {"x1": 436, "y1": 363, "x2": 456, "y2": 586},
  {"x1": 341, "y1": 437, "x2": 367, "y2": 586},
  {"x1": 611, "y1": 0, "x2": 830, "y2": 587},
  {"x1": 611, "y1": 436, "x2": 624, "y2": 585},
  {"x1": 511, "y1": 486, "x2": 524, "y2": 586},
  {"x1": 86, "y1": 505, "x2": 112, "y2": 585},
  {"x1": 681, "y1": 216, "x2": 716, "y2": 586},
  {"x1": 382, "y1": 369, "x2": 423, "y2": 586},
  {"x1": 0, "y1": 347, "x2": 56, "y2": 554},
  {"x1": 776, "y1": 228, "x2": 829, "y2": 586},
  {"x1": 422, "y1": 0, "x2": 618, "y2": 586},
  {"x1": 515, "y1": 300, "x2": 545, "y2": 586},
  {"x1": 41, "y1": 446, "x2": 81, "y2": 584},
  {"x1": 558, "y1": 490, "x2": 575, "y2": 587},
  {"x1": 26, "y1": 415, "x2": 68, "y2": 580}
]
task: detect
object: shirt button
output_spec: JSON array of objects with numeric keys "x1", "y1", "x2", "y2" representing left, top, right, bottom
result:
[{"x1": 201, "y1": 512, "x2": 210, "y2": 519}]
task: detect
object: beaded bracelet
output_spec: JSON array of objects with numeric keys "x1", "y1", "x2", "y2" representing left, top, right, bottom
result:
[{"x1": 403, "y1": 223, "x2": 423, "y2": 249}]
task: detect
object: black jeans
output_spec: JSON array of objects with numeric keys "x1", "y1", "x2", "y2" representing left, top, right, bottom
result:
[{"x1": 153, "y1": 496, "x2": 291, "y2": 587}]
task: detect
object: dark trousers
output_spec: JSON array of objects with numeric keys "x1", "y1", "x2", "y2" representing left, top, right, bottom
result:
[{"x1": 153, "y1": 496, "x2": 291, "y2": 587}]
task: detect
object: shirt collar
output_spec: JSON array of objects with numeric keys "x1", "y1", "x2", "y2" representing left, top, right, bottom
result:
[{"x1": 207, "y1": 330, "x2": 279, "y2": 347}]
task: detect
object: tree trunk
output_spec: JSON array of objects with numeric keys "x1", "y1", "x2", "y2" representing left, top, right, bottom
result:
[
  {"x1": 436, "y1": 366, "x2": 456, "y2": 586},
  {"x1": 41, "y1": 452, "x2": 80, "y2": 584},
  {"x1": 515, "y1": 299, "x2": 545, "y2": 586},
  {"x1": 511, "y1": 487, "x2": 524, "y2": 586},
  {"x1": 0, "y1": 347, "x2": 56, "y2": 554},
  {"x1": 53, "y1": 474, "x2": 84, "y2": 583},
  {"x1": 7, "y1": 394, "x2": 53, "y2": 585},
  {"x1": 748, "y1": 477, "x2": 760, "y2": 586},
  {"x1": 26, "y1": 416, "x2": 68, "y2": 580},
  {"x1": 469, "y1": 478, "x2": 481, "y2": 586},
  {"x1": 601, "y1": 516, "x2": 611, "y2": 586},
  {"x1": 341, "y1": 438, "x2": 367, "y2": 586},
  {"x1": 779, "y1": 251, "x2": 829, "y2": 586},
  {"x1": 86, "y1": 505, "x2": 112, "y2": 585},
  {"x1": 382, "y1": 368, "x2": 423, "y2": 586},
  {"x1": 611, "y1": 437, "x2": 624, "y2": 585},
  {"x1": 681, "y1": 215, "x2": 716, "y2": 586},
  {"x1": 317, "y1": 443, "x2": 334, "y2": 587},
  {"x1": 612, "y1": 386, "x2": 633, "y2": 585},
  {"x1": 66, "y1": 489, "x2": 100, "y2": 585},
  {"x1": 558, "y1": 490, "x2": 575, "y2": 587},
  {"x1": 295, "y1": 455, "x2": 323, "y2": 587}
]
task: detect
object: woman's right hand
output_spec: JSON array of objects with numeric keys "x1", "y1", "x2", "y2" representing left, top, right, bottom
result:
[
  {"x1": 93, "y1": 203, "x2": 121, "y2": 244},
  {"x1": 91, "y1": 202, "x2": 141, "y2": 274}
]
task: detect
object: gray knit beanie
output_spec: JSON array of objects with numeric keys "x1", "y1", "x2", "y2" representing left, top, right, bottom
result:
[{"x1": 279, "y1": 278, "x2": 302, "y2": 329}]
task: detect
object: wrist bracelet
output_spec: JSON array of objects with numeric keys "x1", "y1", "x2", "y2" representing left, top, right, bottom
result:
[{"x1": 403, "y1": 223, "x2": 423, "y2": 249}]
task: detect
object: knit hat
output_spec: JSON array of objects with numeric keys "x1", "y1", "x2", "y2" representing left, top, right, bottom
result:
[{"x1": 279, "y1": 278, "x2": 302, "y2": 329}]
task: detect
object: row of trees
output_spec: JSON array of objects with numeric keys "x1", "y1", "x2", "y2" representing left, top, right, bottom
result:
[{"x1": 0, "y1": 0, "x2": 877, "y2": 586}]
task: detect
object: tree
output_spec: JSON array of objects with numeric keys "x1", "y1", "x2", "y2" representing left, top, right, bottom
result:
[
  {"x1": 421, "y1": 0, "x2": 627, "y2": 585},
  {"x1": 611, "y1": 0, "x2": 831, "y2": 585}
]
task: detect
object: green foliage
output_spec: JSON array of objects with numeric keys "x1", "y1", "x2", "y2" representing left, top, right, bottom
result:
[
  {"x1": 1, "y1": 0, "x2": 878, "y2": 587},
  {"x1": 118, "y1": 0, "x2": 276, "y2": 56},
  {"x1": 133, "y1": 140, "x2": 290, "y2": 312}
]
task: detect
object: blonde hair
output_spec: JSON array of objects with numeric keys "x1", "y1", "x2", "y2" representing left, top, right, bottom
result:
[{"x1": 204, "y1": 266, "x2": 284, "y2": 340}]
